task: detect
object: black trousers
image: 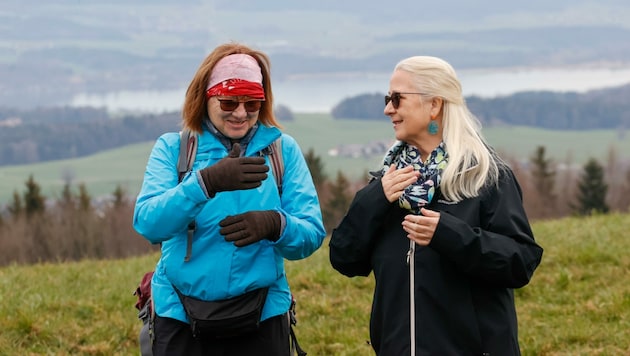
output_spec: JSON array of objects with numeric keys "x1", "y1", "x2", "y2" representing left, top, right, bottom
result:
[{"x1": 152, "y1": 313, "x2": 291, "y2": 356}]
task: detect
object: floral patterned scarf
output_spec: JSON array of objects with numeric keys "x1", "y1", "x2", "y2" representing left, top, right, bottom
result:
[{"x1": 381, "y1": 141, "x2": 448, "y2": 214}]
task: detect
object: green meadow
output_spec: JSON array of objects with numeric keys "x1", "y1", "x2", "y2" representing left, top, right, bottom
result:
[
  {"x1": 1, "y1": 113, "x2": 629, "y2": 203},
  {"x1": 1, "y1": 213, "x2": 629, "y2": 355}
]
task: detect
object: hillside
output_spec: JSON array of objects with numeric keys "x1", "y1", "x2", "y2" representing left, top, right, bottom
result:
[
  {"x1": 1, "y1": 213, "x2": 629, "y2": 354},
  {"x1": 1, "y1": 81, "x2": 629, "y2": 171},
  {"x1": 1, "y1": 113, "x2": 630, "y2": 203}
]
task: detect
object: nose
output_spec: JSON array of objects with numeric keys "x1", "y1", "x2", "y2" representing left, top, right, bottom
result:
[
  {"x1": 384, "y1": 101, "x2": 395, "y2": 116},
  {"x1": 231, "y1": 102, "x2": 248, "y2": 118}
]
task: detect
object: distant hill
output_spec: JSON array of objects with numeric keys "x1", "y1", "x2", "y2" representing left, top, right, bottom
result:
[
  {"x1": 1, "y1": 112, "x2": 629, "y2": 203},
  {"x1": 1, "y1": 0, "x2": 629, "y2": 109},
  {"x1": 1, "y1": 83, "x2": 629, "y2": 168},
  {"x1": 331, "y1": 83, "x2": 630, "y2": 129}
]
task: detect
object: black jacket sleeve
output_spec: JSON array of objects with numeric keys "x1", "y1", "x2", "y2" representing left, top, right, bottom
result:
[
  {"x1": 329, "y1": 177, "x2": 392, "y2": 277},
  {"x1": 430, "y1": 168, "x2": 543, "y2": 288}
]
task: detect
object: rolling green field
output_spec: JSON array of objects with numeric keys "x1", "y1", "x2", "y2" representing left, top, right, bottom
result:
[
  {"x1": 1, "y1": 113, "x2": 629, "y2": 203},
  {"x1": 1, "y1": 213, "x2": 629, "y2": 355}
]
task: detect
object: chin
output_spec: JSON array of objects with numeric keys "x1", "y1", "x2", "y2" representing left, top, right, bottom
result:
[
  {"x1": 394, "y1": 132, "x2": 407, "y2": 142},
  {"x1": 227, "y1": 130, "x2": 249, "y2": 140}
]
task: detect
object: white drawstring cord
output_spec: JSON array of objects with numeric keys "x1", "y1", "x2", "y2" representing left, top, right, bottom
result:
[{"x1": 406, "y1": 240, "x2": 416, "y2": 356}]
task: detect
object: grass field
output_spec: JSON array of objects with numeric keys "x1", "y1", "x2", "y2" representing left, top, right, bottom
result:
[
  {"x1": 1, "y1": 213, "x2": 629, "y2": 355},
  {"x1": 1, "y1": 113, "x2": 629, "y2": 203}
]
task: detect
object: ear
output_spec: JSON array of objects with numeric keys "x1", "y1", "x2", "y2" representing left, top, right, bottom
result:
[{"x1": 430, "y1": 97, "x2": 444, "y2": 118}]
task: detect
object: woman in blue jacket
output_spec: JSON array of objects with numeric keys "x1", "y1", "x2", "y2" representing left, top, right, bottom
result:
[
  {"x1": 134, "y1": 43, "x2": 325, "y2": 356},
  {"x1": 329, "y1": 56, "x2": 543, "y2": 355}
]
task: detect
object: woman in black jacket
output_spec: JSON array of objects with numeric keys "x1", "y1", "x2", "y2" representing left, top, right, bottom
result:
[{"x1": 329, "y1": 56, "x2": 543, "y2": 356}]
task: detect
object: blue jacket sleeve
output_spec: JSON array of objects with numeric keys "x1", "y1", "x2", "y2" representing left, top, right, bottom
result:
[
  {"x1": 272, "y1": 135, "x2": 326, "y2": 260},
  {"x1": 133, "y1": 133, "x2": 208, "y2": 244}
]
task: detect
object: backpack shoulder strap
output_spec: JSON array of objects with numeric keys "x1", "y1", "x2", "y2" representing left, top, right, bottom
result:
[
  {"x1": 178, "y1": 129, "x2": 197, "y2": 181},
  {"x1": 269, "y1": 136, "x2": 284, "y2": 196},
  {"x1": 177, "y1": 128, "x2": 198, "y2": 262}
]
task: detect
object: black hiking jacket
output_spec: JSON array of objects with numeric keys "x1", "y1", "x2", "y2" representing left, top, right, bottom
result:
[{"x1": 329, "y1": 167, "x2": 543, "y2": 356}]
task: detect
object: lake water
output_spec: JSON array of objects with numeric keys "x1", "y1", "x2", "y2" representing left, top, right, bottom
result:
[{"x1": 70, "y1": 67, "x2": 630, "y2": 114}]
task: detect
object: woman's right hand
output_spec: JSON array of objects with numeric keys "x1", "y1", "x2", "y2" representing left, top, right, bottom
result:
[
  {"x1": 381, "y1": 164, "x2": 420, "y2": 203},
  {"x1": 199, "y1": 143, "x2": 269, "y2": 196}
]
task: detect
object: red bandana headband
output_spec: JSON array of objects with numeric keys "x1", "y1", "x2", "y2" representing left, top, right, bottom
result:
[
  {"x1": 206, "y1": 54, "x2": 265, "y2": 100},
  {"x1": 206, "y1": 78, "x2": 264, "y2": 99}
]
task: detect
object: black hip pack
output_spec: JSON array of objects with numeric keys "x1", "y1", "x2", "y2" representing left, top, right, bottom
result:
[{"x1": 174, "y1": 286, "x2": 269, "y2": 338}]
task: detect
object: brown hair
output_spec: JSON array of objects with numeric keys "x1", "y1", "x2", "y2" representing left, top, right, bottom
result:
[{"x1": 181, "y1": 43, "x2": 281, "y2": 133}]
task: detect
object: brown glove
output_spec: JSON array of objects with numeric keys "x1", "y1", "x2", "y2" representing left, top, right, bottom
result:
[
  {"x1": 199, "y1": 143, "x2": 269, "y2": 197},
  {"x1": 219, "y1": 210, "x2": 281, "y2": 247}
]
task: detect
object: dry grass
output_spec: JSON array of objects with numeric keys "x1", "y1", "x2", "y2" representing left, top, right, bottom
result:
[{"x1": 0, "y1": 213, "x2": 629, "y2": 355}]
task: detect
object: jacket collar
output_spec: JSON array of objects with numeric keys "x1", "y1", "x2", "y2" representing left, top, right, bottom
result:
[{"x1": 198, "y1": 122, "x2": 281, "y2": 157}]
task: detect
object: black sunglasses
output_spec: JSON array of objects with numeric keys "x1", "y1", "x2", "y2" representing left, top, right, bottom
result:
[
  {"x1": 384, "y1": 92, "x2": 425, "y2": 109},
  {"x1": 217, "y1": 99, "x2": 264, "y2": 112}
]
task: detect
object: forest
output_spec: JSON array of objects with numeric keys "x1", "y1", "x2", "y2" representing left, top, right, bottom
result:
[
  {"x1": 331, "y1": 83, "x2": 630, "y2": 130},
  {"x1": 1, "y1": 83, "x2": 630, "y2": 167},
  {"x1": 0, "y1": 142, "x2": 627, "y2": 267}
]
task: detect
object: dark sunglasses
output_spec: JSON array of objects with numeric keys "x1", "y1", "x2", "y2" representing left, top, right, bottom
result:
[
  {"x1": 217, "y1": 99, "x2": 263, "y2": 112},
  {"x1": 384, "y1": 92, "x2": 425, "y2": 109}
]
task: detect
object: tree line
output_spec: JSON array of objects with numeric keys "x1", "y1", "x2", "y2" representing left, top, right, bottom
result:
[
  {"x1": 331, "y1": 83, "x2": 630, "y2": 131},
  {"x1": 0, "y1": 145, "x2": 627, "y2": 267},
  {"x1": 0, "y1": 105, "x2": 295, "y2": 167},
  {"x1": 0, "y1": 109, "x2": 182, "y2": 166},
  {"x1": 2, "y1": 82, "x2": 630, "y2": 166}
]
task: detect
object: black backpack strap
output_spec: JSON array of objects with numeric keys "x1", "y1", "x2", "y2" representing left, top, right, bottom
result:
[
  {"x1": 289, "y1": 297, "x2": 307, "y2": 356},
  {"x1": 268, "y1": 137, "x2": 284, "y2": 196},
  {"x1": 178, "y1": 129, "x2": 197, "y2": 181},
  {"x1": 178, "y1": 129, "x2": 197, "y2": 262}
]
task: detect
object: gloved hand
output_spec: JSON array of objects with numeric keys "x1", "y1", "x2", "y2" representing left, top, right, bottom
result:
[
  {"x1": 219, "y1": 210, "x2": 281, "y2": 247},
  {"x1": 199, "y1": 143, "x2": 269, "y2": 197}
]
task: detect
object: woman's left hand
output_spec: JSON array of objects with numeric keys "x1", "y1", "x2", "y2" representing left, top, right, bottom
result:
[{"x1": 402, "y1": 207, "x2": 440, "y2": 246}]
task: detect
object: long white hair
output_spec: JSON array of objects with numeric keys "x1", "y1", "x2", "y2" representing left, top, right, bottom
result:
[{"x1": 395, "y1": 56, "x2": 504, "y2": 201}]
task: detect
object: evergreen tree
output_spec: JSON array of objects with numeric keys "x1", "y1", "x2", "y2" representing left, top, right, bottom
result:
[
  {"x1": 111, "y1": 184, "x2": 127, "y2": 208},
  {"x1": 8, "y1": 190, "x2": 23, "y2": 218},
  {"x1": 322, "y1": 171, "x2": 352, "y2": 233},
  {"x1": 529, "y1": 146, "x2": 557, "y2": 217},
  {"x1": 23, "y1": 174, "x2": 45, "y2": 217},
  {"x1": 78, "y1": 183, "x2": 92, "y2": 212},
  {"x1": 58, "y1": 182, "x2": 76, "y2": 210},
  {"x1": 572, "y1": 158, "x2": 609, "y2": 215},
  {"x1": 304, "y1": 148, "x2": 327, "y2": 190}
]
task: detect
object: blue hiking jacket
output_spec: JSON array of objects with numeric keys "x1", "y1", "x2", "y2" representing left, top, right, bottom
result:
[{"x1": 133, "y1": 124, "x2": 325, "y2": 323}]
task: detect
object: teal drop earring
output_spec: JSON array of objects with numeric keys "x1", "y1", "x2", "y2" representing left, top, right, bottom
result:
[{"x1": 428, "y1": 115, "x2": 439, "y2": 135}]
